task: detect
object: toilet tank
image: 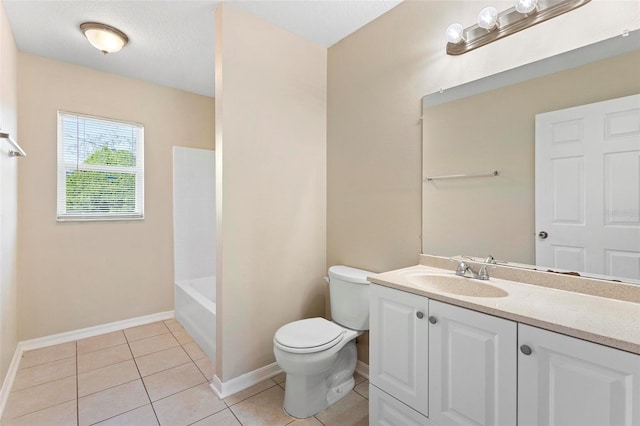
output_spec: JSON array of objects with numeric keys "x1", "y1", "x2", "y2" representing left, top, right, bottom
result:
[{"x1": 328, "y1": 265, "x2": 372, "y2": 331}]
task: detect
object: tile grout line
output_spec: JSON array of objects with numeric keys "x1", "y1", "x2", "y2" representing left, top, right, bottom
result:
[
  {"x1": 126, "y1": 337, "x2": 162, "y2": 426},
  {"x1": 76, "y1": 331, "x2": 127, "y2": 356},
  {"x1": 223, "y1": 379, "x2": 278, "y2": 408},
  {"x1": 183, "y1": 404, "x2": 230, "y2": 426},
  {"x1": 8, "y1": 369, "x2": 77, "y2": 394},
  {"x1": 1, "y1": 399, "x2": 78, "y2": 423},
  {"x1": 14, "y1": 353, "x2": 77, "y2": 373},
  {"x1": 228, "y1": 407, "x2": 244, "y2": 426}
]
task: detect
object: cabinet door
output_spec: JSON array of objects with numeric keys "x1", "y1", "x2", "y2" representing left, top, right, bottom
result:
[
  {"x1": 370, "y1": 284, "x2": 429, "y2": 416},
  {"x1": 429, "y1": 300, "x2": 517, "y2": 426},
  {"x1": 370, "y1": 384, "x2": 434, "y2": 426},
  {"x1": 518, "y1": 324, "x2": 640, "y2": 426}
]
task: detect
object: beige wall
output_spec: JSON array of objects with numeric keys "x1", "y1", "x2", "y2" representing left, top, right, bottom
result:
[
  {"x1": 0, "y1": 0, "x2": 18, "y2": 383},
  {"x1": 17, "y1": 54, "x2": 214, "y2": 340},
  {"x1": 327, "y1": 0, "x2": 640, "y2": 363},
  {"x1": 423, "y1": 52, "x2": 640, "y2": 264},
  {"x1": 215, "y1": 5, "x2": 327, "y2": 382}
]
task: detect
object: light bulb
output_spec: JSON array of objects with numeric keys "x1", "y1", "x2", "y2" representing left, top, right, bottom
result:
[
  {"x1": 445, "y1": 23, "x2": 465, "y2": 44},
  {"x1": 477, "y1": 7, "x2": 499, "y2": 31},
  {"x1": 515, "y1": 0, "x2": 538, "y2": 14}
]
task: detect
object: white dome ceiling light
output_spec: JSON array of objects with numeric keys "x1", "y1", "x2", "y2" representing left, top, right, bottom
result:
[{"x1": 80, "y1": 22, "x2": 128, "y2": 55}]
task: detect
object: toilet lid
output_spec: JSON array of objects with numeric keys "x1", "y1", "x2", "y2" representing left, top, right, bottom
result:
[{"x1": 274, "y1": 318, "x2": 345, "y2": 353}]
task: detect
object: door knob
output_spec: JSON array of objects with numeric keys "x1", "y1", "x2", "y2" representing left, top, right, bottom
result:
[
  {"x1": 538, "y1": 231, "x2": 548, "y2": 239},
  {"x1": 428, "y1": 316, "x2": 438, "y2": 324},
  {"x1": 416, "y1": 311, "x2": 424, "y2": 319}
]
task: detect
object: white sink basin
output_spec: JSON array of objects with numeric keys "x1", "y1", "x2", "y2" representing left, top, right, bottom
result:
[{"x1": 406, "y1": 273, "x2": 509, "y2": 298}]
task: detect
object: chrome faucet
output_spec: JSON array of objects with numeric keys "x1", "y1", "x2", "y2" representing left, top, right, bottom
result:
[{"x1": 453, "y1": 256, "x2": 494, "y2": 280}]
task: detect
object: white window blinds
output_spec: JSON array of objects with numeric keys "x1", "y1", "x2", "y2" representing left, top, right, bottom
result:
[{"x1": 57, "y1": 112, "x2": 144, "y2": 221}]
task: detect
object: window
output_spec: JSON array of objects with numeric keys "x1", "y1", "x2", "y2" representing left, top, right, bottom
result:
[{"x1": 57, "y1": 112, "x2": 144, "y2": 221}]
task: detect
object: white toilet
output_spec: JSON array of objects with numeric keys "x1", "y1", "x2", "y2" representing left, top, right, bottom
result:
[{"x1": 273, "y1": 265, "x2": 371, "y2": 418}]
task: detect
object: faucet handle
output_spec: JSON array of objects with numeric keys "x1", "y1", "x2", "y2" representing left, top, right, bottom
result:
[
  {"x1": 477, "y1": 262, "x2": 496, "y2": 280},
  {"x1": 454, "y1": 261, "x2": 469, "y2": 276}
]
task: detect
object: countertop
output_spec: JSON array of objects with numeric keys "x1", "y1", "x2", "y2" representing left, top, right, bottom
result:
[{"x1": 368, "y1": 258, "x2": 640, "y2": 355}]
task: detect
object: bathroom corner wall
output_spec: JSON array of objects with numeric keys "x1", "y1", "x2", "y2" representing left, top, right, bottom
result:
[
  {"x1": 17, "y1": 54, "x2": 215, "y2": 340},
  {"x1": 215, "y1": 4, "x2": 327, "y2": 382},
  {"x1": 0, "y1": 0, "x2": 18, "y2": 384},
  {"x1": 327, "y1": 0, "x2": 640, "y2": 364}
]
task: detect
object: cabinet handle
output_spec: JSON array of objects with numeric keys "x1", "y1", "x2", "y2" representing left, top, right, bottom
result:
[
  {"x1": 520, "y1": 344, "x2": 533, "y2": 355},
  {"x1": 428, "y1": 316, "x2": 438, "y2": 324},
  {"x1": 416, "y1": 311, "x2": 424, "y2": 319}
]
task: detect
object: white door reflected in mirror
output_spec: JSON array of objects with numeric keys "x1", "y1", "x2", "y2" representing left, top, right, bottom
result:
[{"x1": 535, "y1": 94, "x2": 640, "y2": 283}]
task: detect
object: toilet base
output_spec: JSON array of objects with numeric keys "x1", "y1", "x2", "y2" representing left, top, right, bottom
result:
[
  {"x1": 326, "y1": 376, "x2": 355, "y2": 407},
  {"x1": 281, "y1": 340, "x2": 357, "y2": 418},
  {"x1": 283, "y1": 373, "x2": 355, "y2": 419}
]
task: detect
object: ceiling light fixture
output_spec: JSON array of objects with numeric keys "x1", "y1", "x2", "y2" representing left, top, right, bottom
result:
[
  {"x1": 445, "y1": 0, "x2": 591, "y2": 55},
  {"x1": 80, "y1": 22, "x2": 128, "y2": 55}
]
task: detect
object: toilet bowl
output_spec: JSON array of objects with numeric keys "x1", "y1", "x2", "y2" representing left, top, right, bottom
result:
[{"x1": 273, "y1": 265, "x2": 372, "y2": 418}]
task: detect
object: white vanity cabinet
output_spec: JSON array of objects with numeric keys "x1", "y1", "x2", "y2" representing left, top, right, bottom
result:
[
  {"x1": 369, "y1": 283, "x2": 429, "y2": 417},
  {"x1": 518, "y1": 324, "x2": 640, "y2": 426},
  {"x1": 370, "y1": 282, "x2": 640, "y2": 426},
  {"x1": 369, "y1": 284, "x2": 517, "y2": 425},
  {"x1": 428, "y1": 300, "x2": 517, "y2": 426}
]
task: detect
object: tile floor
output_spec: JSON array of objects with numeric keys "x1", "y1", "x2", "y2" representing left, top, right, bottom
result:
[{"x1": 1, "y1": 320, "x2": 369, "y2": 426}]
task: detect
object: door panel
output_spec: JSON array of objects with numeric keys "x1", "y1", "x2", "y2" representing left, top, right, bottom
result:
[{"x1": 536, "y1": 94, "x2": 640, "y2": 281}]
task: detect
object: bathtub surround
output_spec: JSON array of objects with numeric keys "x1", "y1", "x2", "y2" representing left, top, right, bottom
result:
[
  {"x1": 175, "y1": 279, "x2": 216, "y2": 362},
  {"x1": 16, "y1": 54, "x2": 215, "y2": 340},
  {"x1": 0, "y1": 0, "x2": 19, "y2": 387},
  {"x1": 173, "y1": 147, "x2": 216, "y2": 361},
  {"x1": 214, "y1": 4, "x2": 327, "y2": 389},
  {"x1": 172, "y1": 147, "x2": 216, "y2": 283}
]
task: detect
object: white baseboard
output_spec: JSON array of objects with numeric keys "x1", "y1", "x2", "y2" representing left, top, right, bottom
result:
[
  {"x1": 210, "y1": 362, "x2": 282, "y2": 399},
  {"x1": 0, "y1": 344, "x2": 24, "y2": 419},
  {"x1": 0, "y1": 310, "x2": 174, "y2": 418},
  {"x1": 19, "y1": 310, "x2": 174, "y2": 352},
  {"x1": 210, "y1": 360, "x2": 369, "y2": 400},
  {"x1": 356, "y1": 360, "x2": 369, "y2": 380}
]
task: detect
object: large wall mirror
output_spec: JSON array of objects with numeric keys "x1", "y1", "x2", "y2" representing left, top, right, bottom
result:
[{"x1": 422, "y1": 30, "x2": 640, "y2": 284}]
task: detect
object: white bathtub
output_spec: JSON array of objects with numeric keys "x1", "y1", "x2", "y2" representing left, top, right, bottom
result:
[{"x1": 175, "y1": 277, "x2": 216, "y2": 362}]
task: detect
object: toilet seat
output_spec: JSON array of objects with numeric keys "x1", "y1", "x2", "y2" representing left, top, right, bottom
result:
[{"x1": 274, "y1": 318, "x2": 345, "y2": 354}]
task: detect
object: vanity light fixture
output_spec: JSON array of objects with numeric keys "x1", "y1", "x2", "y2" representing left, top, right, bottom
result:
[
  {"x1": 80, "y1": 22, "x2": 128, "y2": 54},
  {"x1": 445, "y1": 0, "x2": 591, "y2": 55}
]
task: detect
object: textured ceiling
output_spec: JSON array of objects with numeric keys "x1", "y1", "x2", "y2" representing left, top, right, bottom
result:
[{"x1": 3, "y1": 0, "x2": 403, "y2": 97}]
